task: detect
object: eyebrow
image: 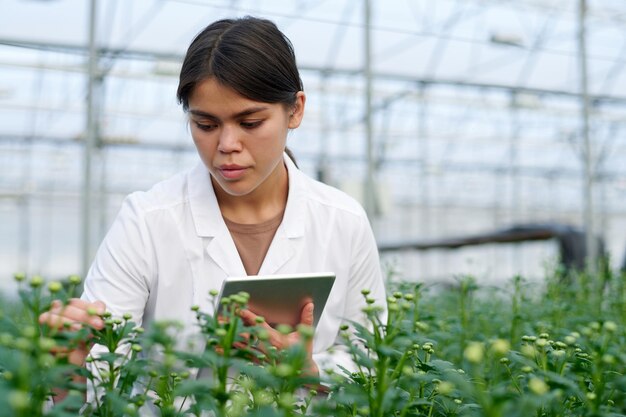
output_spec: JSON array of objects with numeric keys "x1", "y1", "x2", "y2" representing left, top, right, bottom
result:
[{"x1": 189, "y1": 106, "x2": 269, "y2": 121}]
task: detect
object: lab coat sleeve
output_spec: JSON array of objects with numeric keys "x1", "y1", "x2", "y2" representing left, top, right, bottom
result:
[
  {"x1": 313, "y1": 212, "x2": 388, "y2": 378},
  {"x1": 81, "y1": 194, "x2": 155, "y2": 326}
]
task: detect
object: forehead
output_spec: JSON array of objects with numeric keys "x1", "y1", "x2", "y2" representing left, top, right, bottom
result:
[
  {"x1": 189, "y1": 78, "x2": 256, "y2": 107},
  {"x1": 187, "y1": 78, "x2": 289, "y2": 120}
]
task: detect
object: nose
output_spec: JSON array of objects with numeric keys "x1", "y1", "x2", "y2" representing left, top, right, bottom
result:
[{"x1": 217, "y1": 124, "x2": 242, "y2": 153}]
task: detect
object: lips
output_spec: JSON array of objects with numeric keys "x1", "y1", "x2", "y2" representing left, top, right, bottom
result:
[{"x1": 217, "y1": 164, "x2": 248, "y2": 180}]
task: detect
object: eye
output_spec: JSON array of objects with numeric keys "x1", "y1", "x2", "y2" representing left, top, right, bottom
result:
[
  {"x1": 240, "y1": 120, "x2": 262, "y2": 129},
  {"x1": 194, "y1": 121, "x2": 217, "y2": 132}
]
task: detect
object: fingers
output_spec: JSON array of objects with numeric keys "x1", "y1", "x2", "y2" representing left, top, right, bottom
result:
[
  {"x1": 235, "y1": 305, "x2": 316, "y2": 355},
  {"x1": 39, "y1": 298, "x2": 106, "y2": 330},
  {"x1": 238, "y1": 308, "x2": 260, "y2": 326},
  {"x1": 300, "y1": 302, "x2": 315, "y2": 327}
]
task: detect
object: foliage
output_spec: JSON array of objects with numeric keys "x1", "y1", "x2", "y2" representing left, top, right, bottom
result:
[{"x1": 0, "y1": 266, "x2": 625, "y2": 416}]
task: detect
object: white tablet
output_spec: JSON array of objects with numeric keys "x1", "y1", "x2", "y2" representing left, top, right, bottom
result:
[{"x1": 215, "y1": 272, "x2": 336, "y2": 328}]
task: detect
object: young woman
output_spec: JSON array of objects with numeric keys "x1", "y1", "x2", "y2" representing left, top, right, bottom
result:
[{"x1": 40, "y1": 16, "x2": 387, "y2": 381}]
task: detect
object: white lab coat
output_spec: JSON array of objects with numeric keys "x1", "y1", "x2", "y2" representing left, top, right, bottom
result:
[{"x1": 82, "y1": 155, "x2": 387, "y2": 374}]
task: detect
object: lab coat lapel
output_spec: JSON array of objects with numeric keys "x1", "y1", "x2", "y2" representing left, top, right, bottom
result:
[
  {"x1": 258, "y1": 228, "x2": 296, "y2": 274},
  {"x1": 206, "y1": 228, "x2": 246, "y2": 277},
  {"x1": 258, "y1": 156, "x2": 306, "y2": 275}
]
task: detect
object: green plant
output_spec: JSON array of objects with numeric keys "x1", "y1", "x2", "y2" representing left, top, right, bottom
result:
[{"x1": 0, "y1": 266, "x2": 625, "y2": 416}]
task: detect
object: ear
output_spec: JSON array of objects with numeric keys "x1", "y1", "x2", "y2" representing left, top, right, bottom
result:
[{"x1": 287, "y1": 91, "x2": 306, "y2": 129}]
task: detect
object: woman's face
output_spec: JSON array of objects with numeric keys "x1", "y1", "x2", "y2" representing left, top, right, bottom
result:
[{"x1": 188, "y1": 78, "x2": 305, "y2": 199}]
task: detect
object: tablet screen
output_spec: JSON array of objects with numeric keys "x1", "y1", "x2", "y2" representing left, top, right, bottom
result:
[{"x1": 215, "y1": 272, "x2": 336, "y2": 328}]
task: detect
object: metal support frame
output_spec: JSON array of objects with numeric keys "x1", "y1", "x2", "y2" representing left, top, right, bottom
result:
[
  {"x1": 82, "y1": 0, "x2": 98, "y2": 277},
  {"x1": 363, "y1": 0, "x2": 377, "y2": 217},
  {"x1": 578, "y1": 0, "x2": 597, "y2": 270},
  {"x1": 1, "y1": 0, "x2": 625, "y2": 280}
]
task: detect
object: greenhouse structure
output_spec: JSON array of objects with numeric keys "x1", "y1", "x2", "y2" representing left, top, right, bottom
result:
[{"x1": 1, "y1": 0, "x2": 625, "y2": 285}]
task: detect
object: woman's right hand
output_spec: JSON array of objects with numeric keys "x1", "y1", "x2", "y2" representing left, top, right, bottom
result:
[{"x1": 38, "y1": 298, "x2": 107, "y2": 366}]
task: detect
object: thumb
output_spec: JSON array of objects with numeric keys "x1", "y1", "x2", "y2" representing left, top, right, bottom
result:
[
  {"x1": 300, "y1": 302, "x2": 314, "y2": 326},
  {"x1": 92, "y1": 300, "x2": 106, "y2": 315}
]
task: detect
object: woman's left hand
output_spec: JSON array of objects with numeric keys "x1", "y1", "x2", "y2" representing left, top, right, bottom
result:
[{"x1": 239, "y1": 302, "x2": 319, "y2": 377}]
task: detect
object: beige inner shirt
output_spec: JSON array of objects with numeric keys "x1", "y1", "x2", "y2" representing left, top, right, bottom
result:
[{"x1": 223, "y1": 209, "x2": 285, "y2": 275}]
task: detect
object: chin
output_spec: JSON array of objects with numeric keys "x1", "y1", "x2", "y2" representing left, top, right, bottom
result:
[{"x1": 217, "y1": 183, "x2": 254, "y2": 197}]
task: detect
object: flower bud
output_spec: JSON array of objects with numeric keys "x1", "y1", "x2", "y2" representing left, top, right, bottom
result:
[
  {"x1": 554, "y1": 341, "x2": 567, "y2": 349},
  {"x1": 276, "y1": 324, "x2": 293, "y2": 335},
  {"x1": 437, "y1": 381, "x2": 454, "y2": 395},
  {"x1": 297, "y1": 324, "x2": 314, "y2": 338},
  {"x1": 38, "y1": 353, "x2": 55, "y2": 368},
  {"x1": 521, "y1": 344, "x2": 537, "y2": 358},
  {"x1": 601, "y1": 354, "x2": 616, "y2": 364},
  {"x1": 8, "y1": 391, "x2": 29, "y2": 411},
  {"x1": 39, "y1": 337, "x2": 56, "y2": 351},
  {"x1": 14, "y1": 338, "x2": 30, "y2": 351},
  {"x1": 463, "y1": 342, "x2": 484, "y2": 364},
  {"x1": 30, "y1": 275, "x2": 44, "y2": 288},
  {"x1": 274, "y1": 363, "x2": 294, "y2": 377},
  {"x1": 490, "y1": 339, "x2": 510, "y2": 356},
  {"x1": 47, "y1": 281, "x2": 62, "y2": 293},
  {"x1": 231, "y1": 295, "x2": 247, "y2": 305},
  {"x1": 564, "y1": 335, "x2": 576, "y2": 345},
  {"x1": 528, "y1": 378, "x2": 549, "y2": 395},
  {"x1": 277, "y1": 392, "x2": 295, "y2": 408},
  {"x1": 22, "y1": 326, "x2": 37, "y2": 338},
  {"x1": 68, "y1": 275, "x2": 82, "y2": 285}
]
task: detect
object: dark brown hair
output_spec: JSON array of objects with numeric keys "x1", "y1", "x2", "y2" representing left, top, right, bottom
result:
[{"x1": 177, "y1": 16, "x2": 303, "y2": 111}]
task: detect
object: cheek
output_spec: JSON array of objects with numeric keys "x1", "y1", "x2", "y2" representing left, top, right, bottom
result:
[
  {"x1": 191, "y1": 135, "x2": 217, "y2": 161},
  {"x1": 191, "y1": 131, "x2": 213, "y2": 148}
]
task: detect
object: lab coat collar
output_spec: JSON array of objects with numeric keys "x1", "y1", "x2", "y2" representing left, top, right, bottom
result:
[
  {"x1": 188, "y1": 154, "x2": 306, "y2": 276},
  {"x1": 187, "y1": 163, "x2": 225, "y2": 237},
  {"x1": 187, "y1": 154, "x2": 307, "y2": 239}
]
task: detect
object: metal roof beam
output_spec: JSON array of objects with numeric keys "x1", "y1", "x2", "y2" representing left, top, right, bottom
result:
[{"x1": 3, "y1": 37, "x2": 626, "y2": 103}]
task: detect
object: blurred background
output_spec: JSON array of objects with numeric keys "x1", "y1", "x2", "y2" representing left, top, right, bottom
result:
[{"x1": 1, "y1": 0, "x2": 625, "y2": 287}]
